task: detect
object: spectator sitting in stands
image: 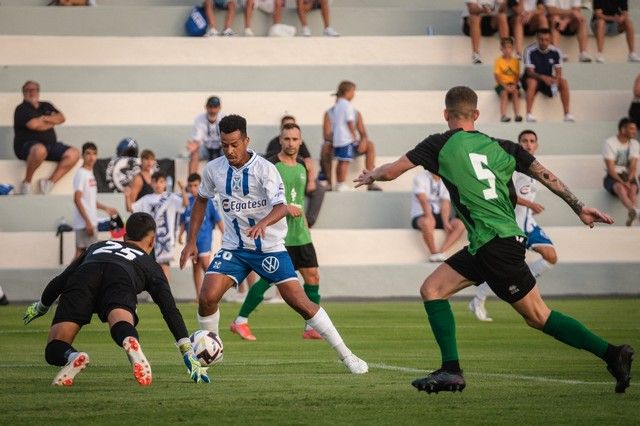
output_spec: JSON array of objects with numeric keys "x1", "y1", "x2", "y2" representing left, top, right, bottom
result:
[
  {"x1": 545, "y1": 0, "x2": 593, "y2": 62},
  {"x1": 13, "y1": 80, "x2": 80, "y2": 195},
  {"x1": 125, "y1": 149, "x2": 156, "y2": 212},
  {"x1": 591, "y1": 0, "x2": 640, "y2": 63},
  {"x1": 72, "y1": 142, "x2": 119, "y2": 259},
  {"x1": 462, "y1": 0, "x2": 509, "y2": 64},
  {"x1": 494, "y1": 36, "x2": 523, "y2": 122},
  {"x1": 296, "y1": 0, "x2": 339, "y2": 36},
  {"x1": 602, "y1": 117, "x2": 639, "y2": 226},
  {"x1": 204, "y1": 0, "x2": 256, "y2": 37},
  {"x1": 410, "y1": 171, "x2": 466, "y2": 263},
  {"x1": 186, "y1": 96, "x2": 227, "y2": 174},
  {"x1": 629, "y1": 74, "x2": 640, "y2": 128},
  {"x1": 521, "y1": 28, "x2": 575, "y2": 122},
  {"x1": 510, "y1": 0, "x2": 549, "y2": 56},
  {"x1": 265, "y1": 115, "x2": 325, "y2": 227}
]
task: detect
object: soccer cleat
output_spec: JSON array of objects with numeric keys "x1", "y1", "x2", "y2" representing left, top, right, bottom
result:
[
  {"x1": 302, "y1": 328, "x2": 323, "y2": 340},
  {"x1": 625, "y1": 209, "x2": 637, "y2": 227},
  {"x1": 342, "y1": 354, "x2": 368, "y2": 374},
  {"x1": 607, "y1": 344, "x2": 634, "y2": 393},
  {"x1": 123, "y1": 337, "x2": 152, "y2": 386},
  {"x1": 229, "y1": 322, "x2": 256, "y2": 341},
  {"x1": 468, "y1": 297, "x2": 493, "y2": 322},
  {"x1": 411, "y1": 369, "x2": 466, "y2": 393},
  {"x1": 52, "y1": 352, "x2": 90, "y2": 386}
]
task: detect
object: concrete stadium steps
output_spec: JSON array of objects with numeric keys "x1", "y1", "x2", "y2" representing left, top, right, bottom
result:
[
  {"x1": 2, "y1": 35, "x2": 640, "y2": 66},
  {"x1": 0, "y1": 187, "x2": 630, "y2": 232},
  {"x1": 0, "y1": 90, "x2": 630, "y2": 129},
  {"x1": 2, "y1": 64, "x2": 637, "y2": 93},
  {"x1": 0, "y1": 122, "x2": 620, "y2": 160}
]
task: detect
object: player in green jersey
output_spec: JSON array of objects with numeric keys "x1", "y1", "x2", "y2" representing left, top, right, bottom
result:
[
  {"x1": 355, "y1": 86, "x2": 633, "y2": 394},
  {"x1": 229, "y1": 122, "x2": 324, "y2": 341}
]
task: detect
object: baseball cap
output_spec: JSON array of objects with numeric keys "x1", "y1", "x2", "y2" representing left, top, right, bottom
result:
[{"x1": 206, "y1": 96, "x2": 221, "y2": 107}]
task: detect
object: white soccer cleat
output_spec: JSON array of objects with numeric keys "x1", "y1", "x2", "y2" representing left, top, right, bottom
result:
[
  {"x1": 52, "y1": 352, "x2": 90, "y2": 387},
  {"x1": 342, "y1": 354, "x2": 368, "y2": 374},
  {"x1": 123, "y1": 337, "x2": 152, "y2": 386},
  {"x1": 468, "y1": 297, "x2": 493, "y2": 322}
]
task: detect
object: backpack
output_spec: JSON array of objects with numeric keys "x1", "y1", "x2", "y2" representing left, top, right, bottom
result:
[{"x1": 185, "y1": 6, "x2": 208, "y2": 37}]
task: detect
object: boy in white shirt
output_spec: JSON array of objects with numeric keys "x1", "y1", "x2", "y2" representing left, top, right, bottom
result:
[{"x1": 72, "y1": 142, "x2": 118, "y2": 258}]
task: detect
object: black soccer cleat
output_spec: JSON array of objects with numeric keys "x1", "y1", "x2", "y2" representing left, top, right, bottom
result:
[
  {"x1": 411, "y1": 369, "x2": 466, "y2": 394},
  {"x1": 607, "y1": 344, "x2": 634, "y2": 394}
]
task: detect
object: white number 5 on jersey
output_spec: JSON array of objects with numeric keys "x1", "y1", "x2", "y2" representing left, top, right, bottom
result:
[{"x1": 469, "y1": 153, "x2": 498, "y2": 200}]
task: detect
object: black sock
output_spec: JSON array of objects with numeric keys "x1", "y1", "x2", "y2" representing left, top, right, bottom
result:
[
  {"x1": 110, "y1": 321, "x2": 138, "y2": 347},
  {"x1": 603, "y1": 344, "x2": 621, "y2": 365},
  {"x1": 45, "y1": 340, "x2": 75, "y2": 366},
  {"x1": 441, "y1": 360, "x2": 461, "y2": 373}
]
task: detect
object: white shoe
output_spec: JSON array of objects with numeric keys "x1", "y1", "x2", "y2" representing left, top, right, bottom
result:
[
  {"x1": 595, "y1": 54, "x2": 605, "y2": 63},
  {"x1": 335, "y1": 183, "x2": 353, "y2": 192},
  {"x1": 301, "y1": 26, "x2": 311, "y2": 37},
  {"x1": 563, "y1": 113, "x2": 575, "y2": 122},
  {"x1": 629, "y1": 52, "x2": 640, "y2": 63},
  {"x1": 123, "y1": 336, "x2": 152, "y2": 386},
  {"x1": 323, "y1": 26, "x2": 339, "y2": 37},
  {"x1": 52, "y1": 352, "x2": 90, "y2": 386},
  {"x1": 471, "y1": 52, "x2": 482, "y2": 64},
  {"x1": 342, "y1": 354, "x2": 368, "y2": 374},
  {"x1": 526, "y1": 113, "x2": 537, "y2": 123},
  {"x1": 20, "y1": 182, "x2": 32, "y2": 195},
  {"x1": 244, "y1": 27, "x2": 255, "y2": 37},
  {"x1": 204, "y1": 27, "x2": 219, "y2": 37},
  {"x1": 222, "y1": 28, "x2": 235, "y2": 36},
  {"x1": 578, "y1": 52, "x2": 592, "y2": 63},
  {"x1": 468, "y1": 297, "x2": 493, "y2": 322},
  {"x1": 428, "y1": 253, "x2": 446, "y2": 262},
  {"x1": 39, "y1": 179, "x2": 54, "y2": 194}
]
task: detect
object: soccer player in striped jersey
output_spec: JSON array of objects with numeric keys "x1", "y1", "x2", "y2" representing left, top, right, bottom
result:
[{"x1": 180, "y1": 114, "x2": 368, "y2": 376}]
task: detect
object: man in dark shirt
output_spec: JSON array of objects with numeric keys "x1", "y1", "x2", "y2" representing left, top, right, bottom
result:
[
  {"x1": 22, "y1": 212, "x2": 210, "y2": 386},
  {"x1": 13, "y1": 80, "x2": 79, "y2": 195},
  {"x1": 591, "y1": 0, "x2": 640, "y2": 62}
]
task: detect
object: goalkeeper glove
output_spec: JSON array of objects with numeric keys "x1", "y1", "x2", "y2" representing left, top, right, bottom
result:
[
  {"x1": 23, "y1": 301, "x2": 48, "y2": 325},
  {"x1": 177, "y1": 338, "x2": 210, "y2": 384}
]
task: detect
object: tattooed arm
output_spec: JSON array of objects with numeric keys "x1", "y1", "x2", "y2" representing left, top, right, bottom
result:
[{"x1": 527, "y1": 160, "x2": 614, "y2": 227}]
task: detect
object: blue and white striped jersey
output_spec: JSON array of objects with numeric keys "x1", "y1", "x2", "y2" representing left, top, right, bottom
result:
[{"x1": 199, "y1": 151, "x2": 287, "y2": 253}]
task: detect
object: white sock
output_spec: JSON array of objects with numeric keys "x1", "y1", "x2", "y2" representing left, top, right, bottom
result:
[
  {"x1": 234, "y1": 316, "x2": 248, "y2": 325},
  {"x1": 306, "y1": 307, "x2": 351, "y2": 359},
  {"x1": 529, "y1": 258, "x2": 552, "y2": 278},
  {"x1": 0, "y1": 286, "x2": 4, "y2": 298},
  {"x1": 197, "y1": 310, "x2": 220, "y2": 335},
  {"x1": 475, "y1": 282, "x2": 491, "y2": 302}
]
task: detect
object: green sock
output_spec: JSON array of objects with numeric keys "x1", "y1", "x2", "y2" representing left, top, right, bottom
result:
[
  {"x1": 303, "y1": 283, "x2": 320, "y2": 304},
  {"x1": 238, "y1": 278, "x2": 271, "y2": 318},
  {"x1": 542, "y1": 310, "x2": 609, "y2": 358},
  {"x1": 424, "y1": 300, "x2": 459, "y2": 363}
]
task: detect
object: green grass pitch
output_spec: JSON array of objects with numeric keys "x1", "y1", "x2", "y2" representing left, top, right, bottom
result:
[{"x1": 1, "y1": 299, "x2": 638, "y2": 425}]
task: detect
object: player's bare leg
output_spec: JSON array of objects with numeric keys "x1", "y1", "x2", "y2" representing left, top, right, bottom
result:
[
  {"x1": 47, "y1": 322, "x2": 89, "y2": 387},
  {"x1": 198, "y1": 273, "x2": 236, "y2": 335},
  {"x1": 108, "y1": 308, "x2": 151, "y2": 386}
]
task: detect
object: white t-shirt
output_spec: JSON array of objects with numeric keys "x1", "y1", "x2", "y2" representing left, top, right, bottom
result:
[
  {"x1": 199, "y1": 151, "x2": 287, "y2": 253},
  {"x1": 132, "y1": 192, "x2": 185, "y2": 263},
  {"x1": 602, "y1": 136, "x2": 640, "y2": 175},
  {"x1": 513, "y1": 171, "x2": 538, "y2": 233},
  {"x1": 191, "y1": 112, "x2": 227, "y2": 150},
  {"x1": 517, "y1": 0, "x2": 542, "y2": 11},
  {"x1": 544, "y1": 0, "x2": 581, "y2": 10},
  {"x1": 410, "y1": 171, "x2": 450, "y2": 219},
  {"x1": 462, "y1": 0, "x2": 505, "y2": 17},
  {"x1": 329, "y1": 98, "x2": 356, "y2": 148},
  {"x1": 72, "y1": 167, "x2": 98, "y2": 230}
]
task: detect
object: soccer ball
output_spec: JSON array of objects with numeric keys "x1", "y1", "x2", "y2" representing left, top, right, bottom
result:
[{"x1": 189, "y1": 330, "x2": 224, "y2": 367}]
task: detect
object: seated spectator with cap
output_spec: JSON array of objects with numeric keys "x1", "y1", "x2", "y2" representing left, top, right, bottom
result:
[
  {"x1": 13, "y1": 80, "x2": 80, "y2": 195},
  {"x1": 591, "y1": 0, "x2": 640, "y2": 63},
  {"x1": 186, "y1": 96, "x2": 227, "y2": 174}
]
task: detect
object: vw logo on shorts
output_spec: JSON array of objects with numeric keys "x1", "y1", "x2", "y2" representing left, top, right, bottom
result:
[{"x1": 261, "y1": 256, "x2": 280, "y2": 273}]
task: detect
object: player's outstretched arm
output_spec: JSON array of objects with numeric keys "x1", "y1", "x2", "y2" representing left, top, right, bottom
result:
[
  {"x1": 528, "y1": 160, "x2": 614, "y2": 227},
  {"x1": 354, "y1": 155, "x2": 415, "y2": 188},
  {"x1": 177, "y1": 338, "x2": 210, "y2": 384}
]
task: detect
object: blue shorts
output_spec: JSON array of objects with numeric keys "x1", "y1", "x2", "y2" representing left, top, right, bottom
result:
[
  {"x1": 16, "y1": 141, "x2": 72, "y2": 162},
  {"x1": 525, "y1": 225, "x2": 553, "y2": 249},
  {"x1": 206, "y1": 248, "x2": 297, "y2": 286},
  {"x1": 214, "y1": 0, "x2": 247, "y2": 9},
  {"x1": 196, "y1": 232, "x2": 213, "y2": 256},
  {"x1": 333, "y1": 142, "x2": 359, "y2": 162}
]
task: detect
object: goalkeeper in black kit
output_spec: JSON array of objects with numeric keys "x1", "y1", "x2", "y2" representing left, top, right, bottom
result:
[{"x1": 22, "y1": 212, "x2": 209, "y2": 386}]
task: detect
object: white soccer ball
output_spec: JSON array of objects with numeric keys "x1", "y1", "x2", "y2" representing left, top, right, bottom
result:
[{"x1": 190, "y1": 330, "x2": 224, "y2": 367}]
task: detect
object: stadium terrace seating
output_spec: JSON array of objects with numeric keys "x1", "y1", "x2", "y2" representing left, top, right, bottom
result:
[{"x1": 0, "y1": 1, "x2": 638, "y2": 300}]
